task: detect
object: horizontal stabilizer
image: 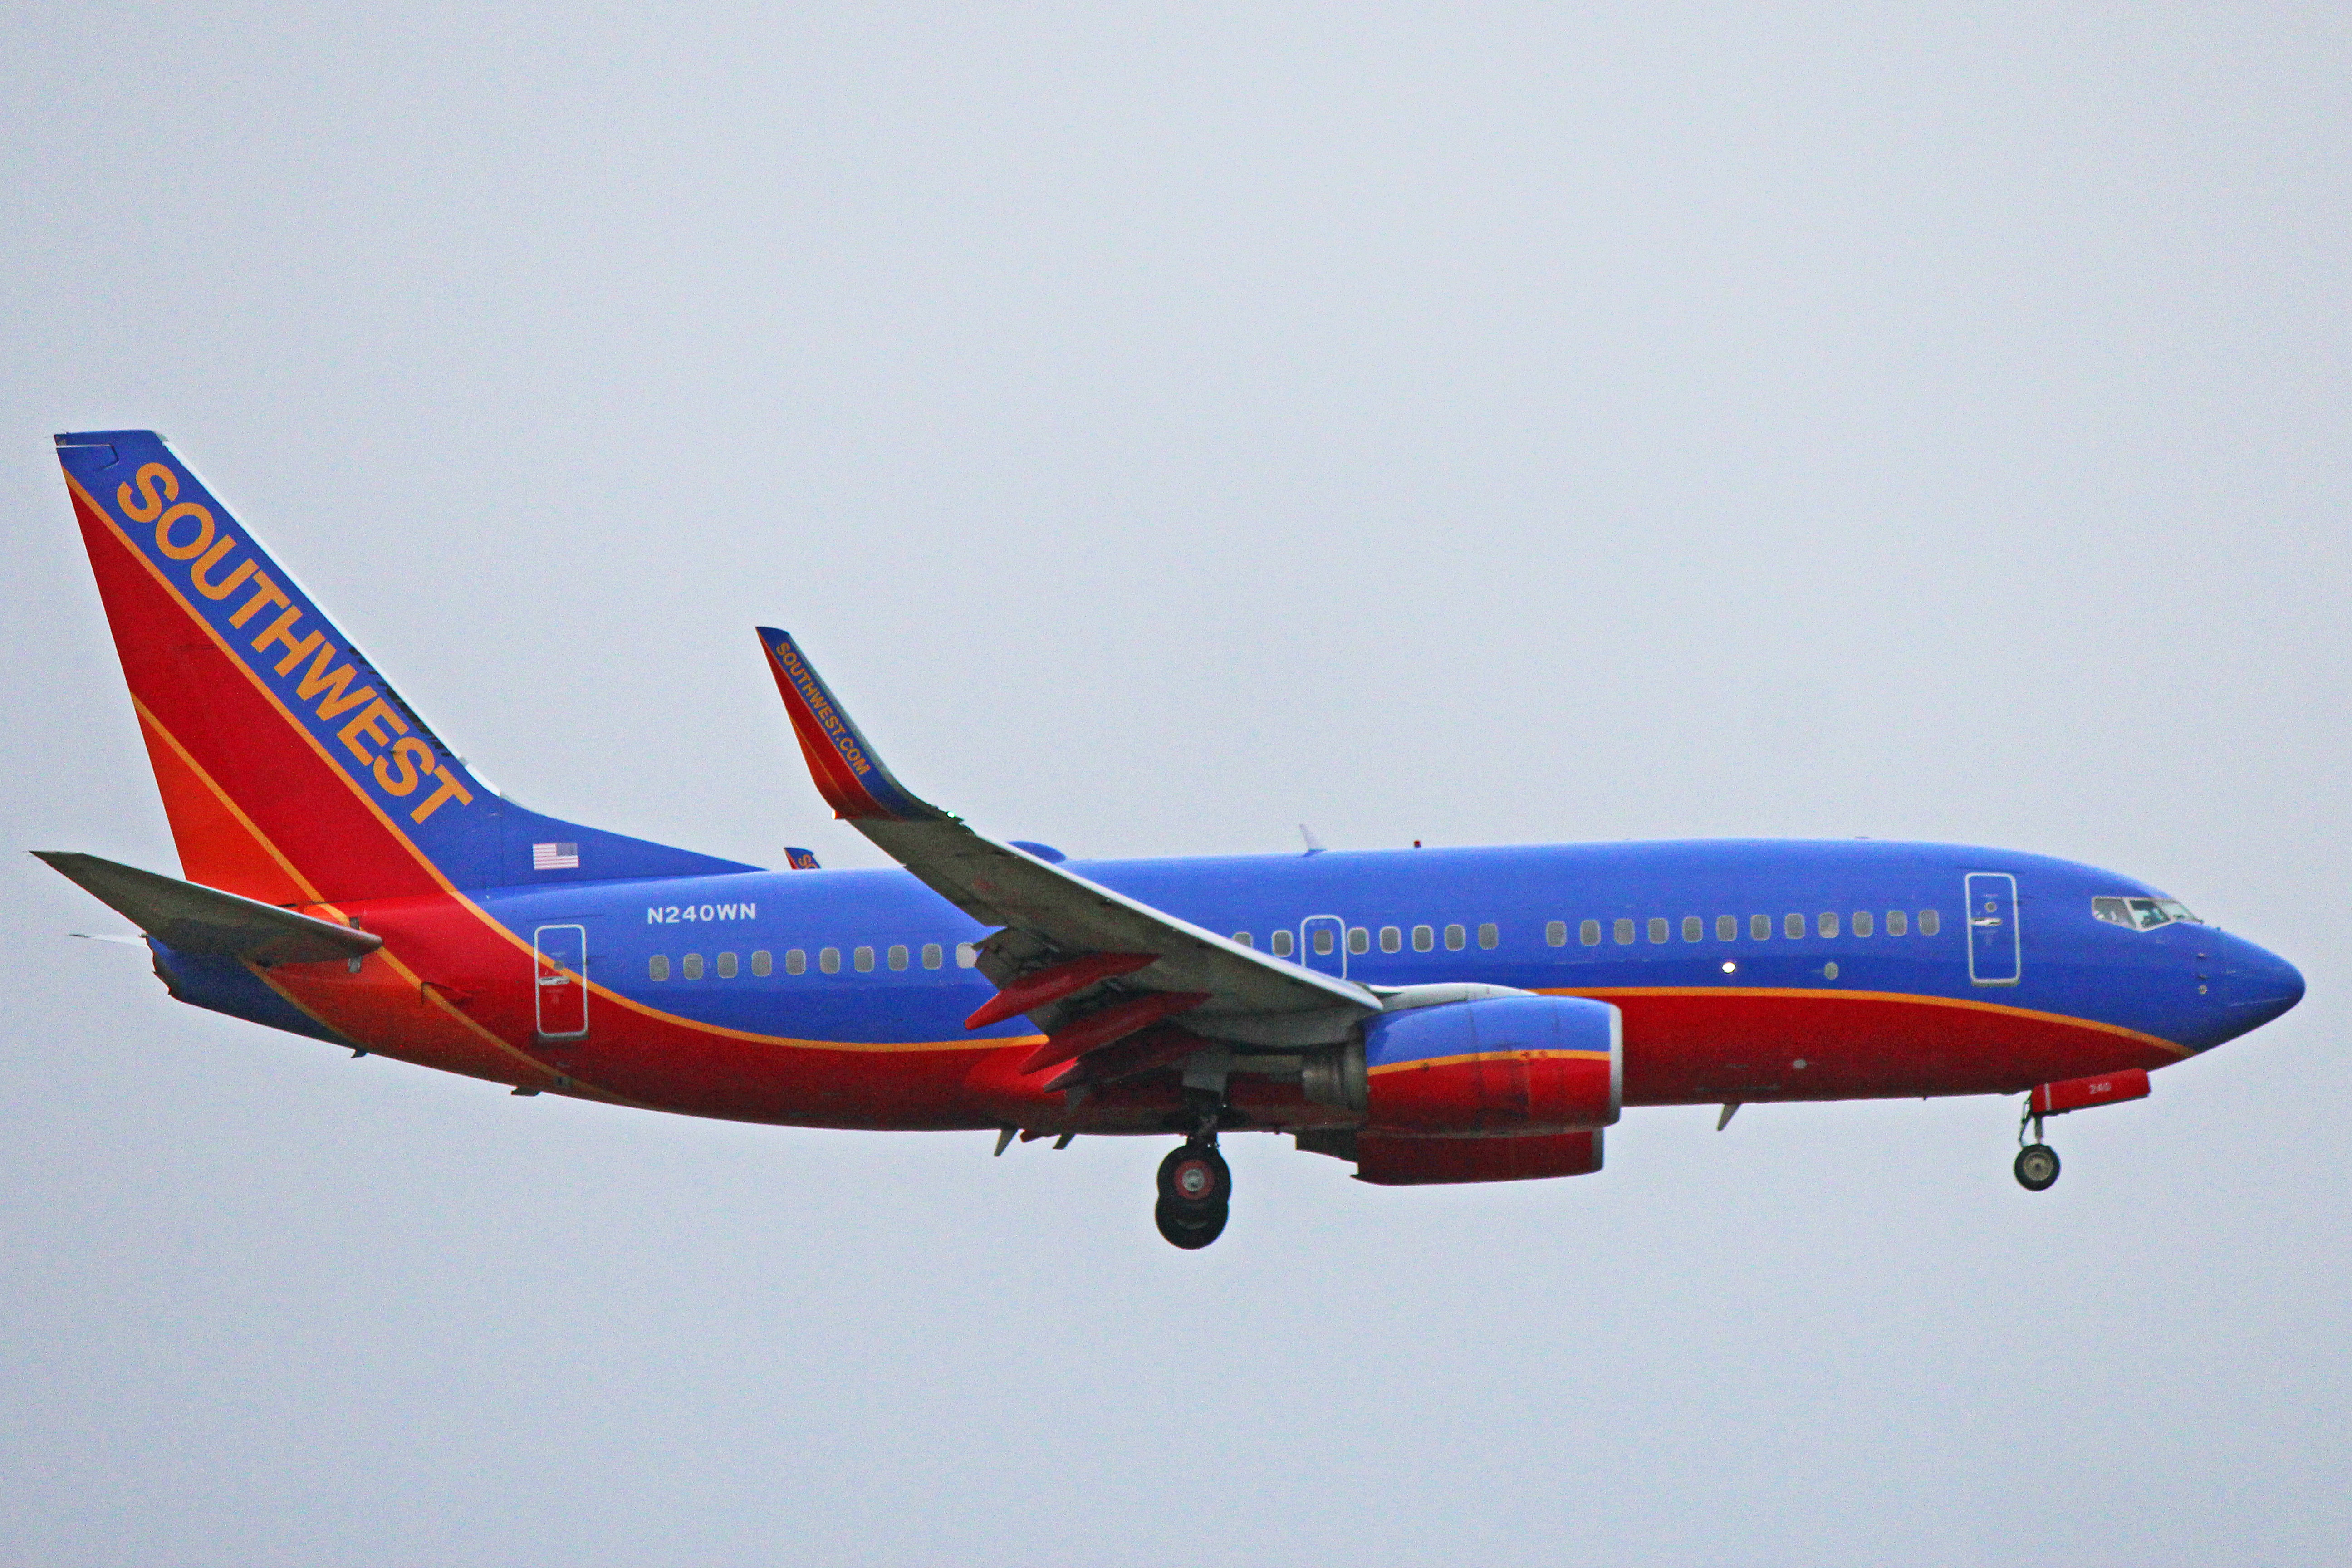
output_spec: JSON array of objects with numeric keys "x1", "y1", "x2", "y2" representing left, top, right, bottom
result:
[{"x1": 33, "y1": 851, "x2": 384, "y2": 967}]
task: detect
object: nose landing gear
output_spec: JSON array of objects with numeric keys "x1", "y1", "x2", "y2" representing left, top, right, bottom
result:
[
  {"x1": 2014, "y1": 1141, "x2": 2061, "y2": 1191},
  {"x1": 2014, "y1": 1106, "x2": 2060, "y2": 1191},
  {"x1": 1155, "y1": 1137, "x2": 1230, "y2": 1249}
]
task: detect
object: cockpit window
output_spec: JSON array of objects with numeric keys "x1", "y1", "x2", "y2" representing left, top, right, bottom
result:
[{"x1": 2093, "y1": 895, "x2": 2202, "y2": 931}]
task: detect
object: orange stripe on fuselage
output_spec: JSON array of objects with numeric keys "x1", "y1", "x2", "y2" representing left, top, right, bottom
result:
[
  {"x1": 1544, "y1": 986, "x2": 2188, "y2": 1105},
  {"x1": 1366, "y1": 1049, "x2": 1614, "y2": 1076}
]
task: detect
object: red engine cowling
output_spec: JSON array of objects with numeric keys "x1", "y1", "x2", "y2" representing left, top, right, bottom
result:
[
  {"x1": 1354, "y1": 1129, "x2": 1604, "y2": 1186},
  {"x1": 1360, "y1": 995, "x2": 1621, "y2": 1136}
]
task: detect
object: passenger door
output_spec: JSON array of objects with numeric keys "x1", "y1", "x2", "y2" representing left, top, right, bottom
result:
[
  {"x1": 1299, "y1": 914, "x2": 1349, "y2": 979},
  {"x1": 1963, "y1": 873, "x2": 2020, "y2": 986},
  {"x1": 534, "y1": 922, "x2": 590, "y2": 1039}
]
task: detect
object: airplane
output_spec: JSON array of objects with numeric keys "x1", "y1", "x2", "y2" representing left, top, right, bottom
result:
[{"x1": 38, "y1": 430, "x2": 2305, "y2": 1248}]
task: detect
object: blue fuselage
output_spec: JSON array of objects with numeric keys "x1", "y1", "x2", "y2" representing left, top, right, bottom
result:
[{"x1": 472, "y1": 838, "x2": 2299, "y2": 1062}]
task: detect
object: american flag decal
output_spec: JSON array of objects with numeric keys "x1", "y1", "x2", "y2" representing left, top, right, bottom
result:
[{"x1": 532, "y1": 842, "x2": 580, "y2": 871}]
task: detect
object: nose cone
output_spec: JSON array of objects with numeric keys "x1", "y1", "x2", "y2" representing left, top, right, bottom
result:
[{"x1": 2222, "y1": 936, "x2": 2304, "y2": 1031}]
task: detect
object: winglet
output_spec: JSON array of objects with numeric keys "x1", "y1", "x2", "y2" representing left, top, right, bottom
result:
[{"x1": 755, "y1": 628, "x2": 943, "y2": 822}]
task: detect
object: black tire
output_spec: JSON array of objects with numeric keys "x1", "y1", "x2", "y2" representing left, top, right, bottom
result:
[
  {"x1": 1156, "y1": 1142, "x2": 1230, "y2": 1206},
  {"x1": 2014, "y1": 1143, "x2": 2061, "y2": 1192},
  {"x1": 1156, "y1": 1197, "x2": 1228, "y2": 1249}
]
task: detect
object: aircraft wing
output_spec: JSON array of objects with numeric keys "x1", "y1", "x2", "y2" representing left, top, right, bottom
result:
[
  {"x1": 755, "y1": 628, "x2": 1378, "y2": 1060},
  {"x1": 34, "y1": 851, "x2": 384, "y2": 967}
]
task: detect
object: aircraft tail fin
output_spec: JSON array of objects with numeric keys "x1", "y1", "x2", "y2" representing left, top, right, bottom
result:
[{"x1": 55, "y1": 431, "x2": 753, "y2": 905}]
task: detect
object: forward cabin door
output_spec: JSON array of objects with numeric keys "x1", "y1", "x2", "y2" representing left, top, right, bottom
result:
[
  {"x1": 1964, "y1": 873, "x2": 2021, "y2": 986},
  {"x1": 534, "y1": 923, "x2": 590, "y2": 1039}
]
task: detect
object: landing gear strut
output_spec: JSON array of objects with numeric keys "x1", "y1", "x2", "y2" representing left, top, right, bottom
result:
[
  {"x1": 2015, "y1": 1107, "x2": 2060, "y2": 1192},
  {"x1": 1155, "y1": 1137, "x2": 1230, "y2": 1249}
]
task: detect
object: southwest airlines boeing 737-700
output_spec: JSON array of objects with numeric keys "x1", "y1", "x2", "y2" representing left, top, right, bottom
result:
[{"x1": 38, "y1": 431, "x2": 2304, "y2": 1246}]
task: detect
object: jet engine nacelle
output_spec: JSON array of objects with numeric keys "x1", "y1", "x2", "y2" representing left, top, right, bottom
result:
[{"x1": 1307, "y1": 995, "x2": 1622, "y2": 1136}]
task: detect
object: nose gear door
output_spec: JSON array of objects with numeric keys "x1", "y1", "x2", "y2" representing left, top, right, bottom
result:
[
  {"x1": 1299, "y1": 914, "x2": 1348, "y2": 979},
  {"x1": 534, "y1": 923, "x2": 589, "y2": 1039},
  {"x1": 1964, "y1": 873, "x2": 2020, "y2": 986}
]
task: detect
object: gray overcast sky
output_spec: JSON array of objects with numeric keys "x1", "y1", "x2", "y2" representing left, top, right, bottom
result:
[{"x1": 3, "y1": 6, "x2": 2347, "y2": 1564}]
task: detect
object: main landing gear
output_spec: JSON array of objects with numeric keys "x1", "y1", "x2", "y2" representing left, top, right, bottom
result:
[
  {"x1": 2015, "y1": 1107, "x2": 2061, "y2": 1192},
  {"x1": 1155, "y1": 1137, "x2": 1231, "y2": 1249}
]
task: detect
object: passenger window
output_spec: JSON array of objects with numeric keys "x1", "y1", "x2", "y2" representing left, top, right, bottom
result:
[
  {"x1": 1382, "y1": 926, "x2": 1404, "y2": 953},
  {"x1": 1647, "y1": 917, "x2": 1667, "y2": 944},
  {"x1": 1818, "y1": 913, "x2": 1838, "y2": 939},
  {"x1": 1348, "y1": 927, "x2": 1370, "y2": 955},
  {"x1": 1545, "y1": 920, "x2": 1566, "y2": 947},
  {"x1": 1717, "y1": 914, "x2": 1736, "y2": 941},
  {"x1": 717, "y1": 951, "x2": 739, "y2": 979},
  {"x1": 1312, "y1": 927, "x2": 1335, "y2": 956},
  {"x1": 1886, "y1": 911, "x2": 1907, "y2": 936},
  {"x1": 922, "y1": 943, "x2": 942, "y2": 969},
  {"x1": 1272, "y1": 930, "x2": 1295, "y2": 958},
  {"x1": 683, "y1": 953, "x2": 704, "y2": 980},
  {"x1": 1852, "y1": 911, "x2": 1873, "y2": 938},
  {"x1": 1751, "y1": 913, "x2": 1771, "y2": 940},
  {"x1": 854, "y1": 946, "x2": 876, "y2": 972},
  {"x1": 786, "y1": 948, "x2": 807, "y2": 975},
  {"x1": 1918, "y1": 910, "x2": 1940, "y2": 936},
  {"x1": 1413, "y1": 925, "x2": 1435, "y2": 952},
  {"x1": 888, "y1": 945, "x2": 909, "y2": 971},
  {"x1": 1613, "y1": 918, "x2": 1635, "y2": 945},
  {"x1": 1478, "y1": 922, "x2": 1499, "y2": 949},
  {"x1": 1580, "y1": 919, "x2": 1601, "y2": 946},
  {"x1": 649, "y1": 955, "x2": 669, "y2": 981},
  {"x1": 1445, "y1": 924, "x2": 1467, "y2": 951},
  {"x1": 1784, "y1": 913, "x2": 1804, "y2": 939},
  {"x1": 1233, "y1": 932, "x2": 1254, "y2": 948},
  {"x1": 956, "y1": 943, "x2": 978, "y2": 968},
  {"x1": 819, "y1": 947, "x2": 841, "y2": 974},
  {"x1": 752, "y1": 950, "x2": 773, "y2": 977},
  {"x1": 1683, "y1": 916, "x2": 1702, "y2": 942}
]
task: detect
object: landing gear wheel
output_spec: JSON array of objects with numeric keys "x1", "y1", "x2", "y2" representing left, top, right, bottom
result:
[
  {"x1": 1157, "y1": 1143, "x2": 1230, "y2": 1207},
  {"x1": 1156, "y1": 1196, "x2": 1229, "y2": 1249},
  {"x1": 1154, "y1": 1138, "x2": 1232, "y2": 1248},
  {"x1": 2014, "y1": 1143, "x2": 2061, "y2": 1192}
]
